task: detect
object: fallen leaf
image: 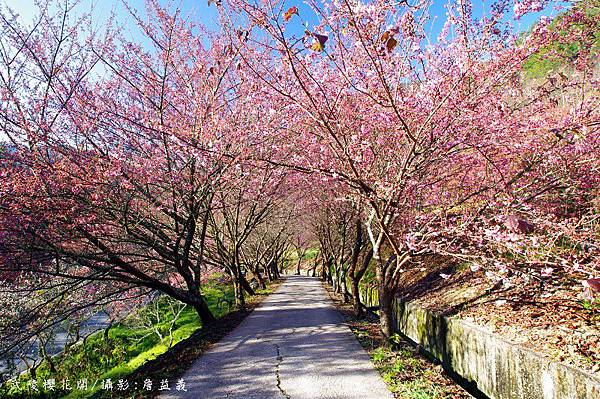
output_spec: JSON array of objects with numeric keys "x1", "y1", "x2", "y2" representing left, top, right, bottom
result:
[
  {"x1": 385, "y1": 36, "x2": 398, "y2": 52},
  {"x1": 583, "y1": 278, "x2": 600, "y2": 299},
  {"x1": 505, "y1": 214, "x2": 534, "y2": 234},
  {"x1": 283, "y1": 6, "x2": 298, "y2": 22},
  {"x1": 381, "y1": 31, "x2": 391, "y2": 43},
  {"x1": 586, "y1": 278, "x2": 600, "y2": 292},
  {"x1": 379, "y1": 30, "x2": 398, "y2": 53}
]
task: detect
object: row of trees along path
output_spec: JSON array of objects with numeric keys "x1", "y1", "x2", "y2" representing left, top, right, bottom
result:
[{"x1": 0, "y1": 0, "x2": 598, "y2": 380}]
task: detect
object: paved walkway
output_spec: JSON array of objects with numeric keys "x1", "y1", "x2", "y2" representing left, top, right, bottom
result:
[{"x1": 162, "y1": 275, "x2": 393, "y2": 399}]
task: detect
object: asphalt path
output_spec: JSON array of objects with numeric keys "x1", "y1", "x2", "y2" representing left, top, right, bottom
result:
[{"x1": 162, "y1": 275, "x2": 393, "y2": 399}]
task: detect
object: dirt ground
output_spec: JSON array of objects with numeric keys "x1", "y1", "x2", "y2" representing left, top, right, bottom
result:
[{"x1": 392, "y1": 256, "x2": 600, "y2": 377}]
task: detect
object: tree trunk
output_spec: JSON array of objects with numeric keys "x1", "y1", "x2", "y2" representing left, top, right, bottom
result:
[
  {"x1": 29, "y1": 364, "x2": 37, "y2": 380},
  {"x1": 351, "y1": 278, "x2": 362, "y2": 317},
  {"x1": 192, "y1": 299, "x2": 217, "y2": 325},
  {"x1": 331, "y1": 265, "x2": 337, "y2": 290},
  {"x1": 272, "y1": 262, "x2": 281, "y2": 279},
  {"x1": 240, "y1": 274, "x2": 255, "y2": 295},
  {"x1": 266, "y1": 264, "x2": 273, "y2": 282},
  {"x1": 378, "y1": 283, "x2": 393, "y2": 342},
  {"x1": 104, "y1": 322, "x2": 112, "y2": 342},
  {"x1": 40, "y1": 343, "x2": 56, "y2": 373},
  {"x1": 347, "y1": 219, "x2": 367, "y2": 316},
  {"x1": 334, "y1": 264, "x2": 341, "y2": 294},
  {"x1": 232, "y1": 275, "x2": 246, "y2": 310},
  {"x1": 234, "y1": 281, "x2": 245, "y2": 308},
  {"x1": 341, "y1": 268, "x2": 349, "y2": 303},
  {"x1": 46, "y1": 355, "x2": 56, "y2": 374},
  {"x1": 351, "y1": 249, "x2": 372, "y2": 318},
  {"x1": 254, "y1": 268, "x2": 267, "y2": 289}
]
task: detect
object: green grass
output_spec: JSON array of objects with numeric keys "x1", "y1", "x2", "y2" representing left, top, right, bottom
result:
[
  {"x1": 370, "y1": 344, "x2": 446, "y2": 399},
  {"x1": 2, "y1": 279, "x2": 234, "y2": 398},
  {"x1": 347, "y1": 319, "x2": 466, "y2": 399},
  {"x1": 303, "y1": 248, "x2": 319, "y2": 260},
  {"x1": 580, "y1": 299, "x2": 600, "y2": 324}
]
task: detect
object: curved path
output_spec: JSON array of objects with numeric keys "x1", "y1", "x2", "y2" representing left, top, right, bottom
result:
[{"x1": 162, "y1": 275, "x2": 393, "y2": 399}]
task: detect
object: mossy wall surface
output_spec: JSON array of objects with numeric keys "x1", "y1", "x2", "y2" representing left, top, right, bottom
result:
[{"x1": 359, "y1": 288, "x2": 600, "y2": 399}]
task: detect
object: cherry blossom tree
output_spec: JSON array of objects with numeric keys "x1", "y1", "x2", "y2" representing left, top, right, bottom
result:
[
  {"x1": 225, "y1": 0, "x2": 599, "y2": 338},
  {"x1": 205, "y1": 162, "x2": 295, "y2": 307},
  {"x1": 0, "y1": 0, "x2": 279, "y2": 345}
]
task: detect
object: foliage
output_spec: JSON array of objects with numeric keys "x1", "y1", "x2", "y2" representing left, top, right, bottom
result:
[{"x1": 522, "y1": 0, "x2": 600, "y2": 78}]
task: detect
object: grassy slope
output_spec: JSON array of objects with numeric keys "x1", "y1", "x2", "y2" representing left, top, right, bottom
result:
[
  {"x1": 2, "y1": 280, "x2": 234, "y2": 398},
  {"x1": 521, "y1": 0, "x2": 599, "y2": 78}
]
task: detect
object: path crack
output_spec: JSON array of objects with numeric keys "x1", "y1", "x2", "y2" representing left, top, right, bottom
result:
[{"x1": 274, "y1": 344, "x2": 291, "y2": 399}]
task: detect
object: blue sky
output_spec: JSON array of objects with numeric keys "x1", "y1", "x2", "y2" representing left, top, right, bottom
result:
[
  {"x1": 1, "y1": 0, "x2": 219, "y2": 25},
  {"x1": 1, "y1": 0, "x2": 220, "y2": 43}
]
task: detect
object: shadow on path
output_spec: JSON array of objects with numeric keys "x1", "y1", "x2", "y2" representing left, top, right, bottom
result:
[{"x1": 161, "y1": 276, "x2": 393, "y2": 399}]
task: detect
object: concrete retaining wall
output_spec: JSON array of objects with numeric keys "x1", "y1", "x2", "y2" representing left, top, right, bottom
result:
[{"x1": 359, "y1": 287, "x2": 600, "y2": 399}]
